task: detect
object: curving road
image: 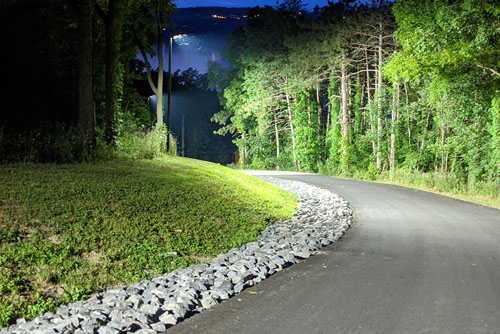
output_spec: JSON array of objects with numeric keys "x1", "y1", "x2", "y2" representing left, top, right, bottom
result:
[{"x1": 167, "y1": 172, "x2": 500, "y2": 334}]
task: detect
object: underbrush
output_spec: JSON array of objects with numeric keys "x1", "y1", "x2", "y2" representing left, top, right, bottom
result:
[
  {"x1": 328, "y1": 167, "x2": 500, "y2": 209},
  {"x1": 0, "y1": 123, "x2": 178, "y2": 163},
  {"x1": 115, "y1": 126, "x2": 177, "y2": 159},
  {"x1": 0, "y1": 156, "x2": 296, "y2": 327},
  {"x1": 376, "y1": 169, "x2": 499, "y2": 198}
]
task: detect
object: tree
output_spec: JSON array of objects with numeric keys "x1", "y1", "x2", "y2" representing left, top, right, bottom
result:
[
  {"x1": 133, "y1": 1, "x2": 176, "y2": 129},
  {"x1": 387, "y1": 0, "x2": 500, "y2": 181},
  {"x1": 78, "y1": 0, "x2": 96, "y2": 152},
  {"x1": 212, "y1": 0, "x2": 499, "y2": 192},
  {"x1": 95, "y1": 0, "x2": 124, "y2": 144}
]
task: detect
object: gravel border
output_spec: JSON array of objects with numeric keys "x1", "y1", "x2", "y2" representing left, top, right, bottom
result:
[{"x1": 1, "y1": 176, "x2": 353, "y2": 334}]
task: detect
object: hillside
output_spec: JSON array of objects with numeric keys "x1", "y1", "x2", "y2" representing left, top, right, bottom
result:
[{"x1": 0, "y1": 156, "x2": 296, "y2": 327}]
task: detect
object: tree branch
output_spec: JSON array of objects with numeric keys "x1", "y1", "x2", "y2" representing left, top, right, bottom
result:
[
  {"x1": 137, "y1": 44, "x2": 158, "y2": 95},
  {"x1": 477, "y1": 64, "x2": 500, "y2": 77}
]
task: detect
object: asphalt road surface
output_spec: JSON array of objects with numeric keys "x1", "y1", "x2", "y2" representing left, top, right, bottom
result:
[{"x1": 167, "y1": 172, "x2": 500, "y2": 334}]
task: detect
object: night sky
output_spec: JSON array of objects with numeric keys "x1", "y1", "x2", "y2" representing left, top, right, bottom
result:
[
  {"x1": 176, "y1": 0, "x2": 332, "y2": 11},
  {"x1": 147, "y1": 0, "x2": 345, "y2": 74}
]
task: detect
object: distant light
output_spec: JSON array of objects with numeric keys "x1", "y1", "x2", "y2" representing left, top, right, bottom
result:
[
  {"x1": 173, "y1": 33, "x2": 189, "y2": 40},
  {"x1": 210, "y1": 14, "x2": 226, "y2": 19},
  {"x1": 162, "y1": 28, "x2": 166, "y2": 31}
]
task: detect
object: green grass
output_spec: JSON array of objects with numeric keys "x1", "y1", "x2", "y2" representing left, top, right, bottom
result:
[
  {"x1": 373, "y1": 170, "x2": 500, "y2": 210},
  {"x1": 0, "y1": 156, "x2": 297, "y2": 327},
  {"x1": 340, "y1": 168, "x2": 500, "y2": 210}
]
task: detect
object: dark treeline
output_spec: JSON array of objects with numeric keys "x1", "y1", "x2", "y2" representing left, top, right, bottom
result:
[
  {"x1": 0, "y1": 0, "x2": 235, "y2": 163},
  {"x1": 150, "y1": 68, "x2": 236, "y2": 164},
  {"x1": 210, "y1": 0, "x2": 500, "y2": 192},
  {"x1": 0, "y1": 0, "x2": 177, "y2": 162}
]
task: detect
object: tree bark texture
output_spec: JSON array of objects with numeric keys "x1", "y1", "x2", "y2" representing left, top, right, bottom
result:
[
  {"x1": 78, "y1": 0, "x2": 95, "y2": 151},
  {"x1": 274, "y1": 112, "x2": 280, "y2": 169},
  {"x1": 286, "y1": 92, "x2": 299, "y2": 171},
  {"x1": 390, "y1": 81, "x2": 399, "y2": 174},
  {"x1": 376, "y1": 29, "x2": 383, "y2": 169},
  {"x1": 340, "y1": 58, "x2": 349, "y2": 154}
]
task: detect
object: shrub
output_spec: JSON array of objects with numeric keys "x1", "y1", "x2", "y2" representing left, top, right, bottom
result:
[{"x1": 116, "y1": 126, "x2": 177, "y2": 159}]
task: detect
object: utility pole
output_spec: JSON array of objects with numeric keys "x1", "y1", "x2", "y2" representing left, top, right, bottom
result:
[
  {"x1": 167, "y1": 35, "x2": 173, "y2": 152},
  {"x1": 181, "y1": 113, "x2": 185, "y2": 157}
]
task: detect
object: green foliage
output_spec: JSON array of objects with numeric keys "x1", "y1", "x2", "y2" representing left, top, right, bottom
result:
[
  {"x1": 0, "y1": 157, "x2": 297, "y2": 327},
  {"x1": 380, "y1": 168, "x2": 499, "y2": 199},
  {"x1": 119, "y1": 87, "x2": 154, "y2": 133},
  {"x1": 364, "y1": 162, "x2": 380, "y2": 181},
  {"x1": 116, "y1": 126, "x2": 177, "y2": 159},
  {"x1": 293, "y1": 92, "x2": 321, "y2": 172},
  {"x1": 0, "y1": 124, "x2": 81, "y2": 163},
  {"x1": 489, "y1": 95, "x2": 500, "y2": 178},
  {"x1": 353, "y1": 77, "x2": 362, "y2": 137},
  {"x1": 215, "y1": 0, "x2": 500, "y2": 201},
  {"x1": 326, "y1": 78, "x2": 342, "y2": 170}
]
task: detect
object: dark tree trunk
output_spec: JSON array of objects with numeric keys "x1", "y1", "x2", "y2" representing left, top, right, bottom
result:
[
  {"x1": 104, "y1": 0, "x2": 122, "y2": 144},
  {"x1": 376, "y1": 29, "x2": 383, "y2": 169},
  {"x1": 340, "y1": 57, "x2": 349, "y2": 154},
  {"x1": 181, "y1": 113, "x2": 185, "y2": 156},
  {"x1": 390, "y1": 81, "x2": 399, "y2": 174},
  {"x1": 286, "y1": 92, "x2": 299, "y2": 171},
  {"x1": 274, "y1": 112, "x2": 280, "y2": 170},
  {"x1": 78, "y1": 0, "x2": 95, "y2": 152}
]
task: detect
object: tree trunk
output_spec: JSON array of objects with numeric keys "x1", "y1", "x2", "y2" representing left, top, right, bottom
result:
[
  {"x1": 316, "y1": 84, "x2": 322, "y2": 134},
  {"x1": 404, "y1": 81, "x2": 411, "y2": 145},
  {"x1": 365, "y1": 48, "x2": 372, "y2": 102},
  {"x1": 307, "y1": 98, "x2": 312, "y2": 125},
  {"x1": 166, "y1": 35, "x2": 172, "y2": 151},
  {"x1": 181, "y1": 113, "x2": 185, "y2": 157},
  {"x1": 325, "y1": 103, "x2": 331, "y2": 137},
  {"x1": 440, "y1": 117, "x2": 446, "y2": 172},
  {"x1": 286, "y1": 92, "x2": 299, "y2": 171},
  {"x1": 78, "y1": 0, "x2": 95, "y2": 152},
  {"x1": 418, "y1": 108, "x2": 431, "y2": 168},
  {"x1": 376, "y1": 30, "x2": 383, "y2": 169},
  {"x1": 104, "y1": 0, "x2": 122, "y2": 144},
  {"x1": 274, "y1": 112, "x2": 280, "y2": 170},
  {"x1": 241, "y1": 132, "x2": 246, "y2": 165},
  {"x1": 390, "y1": 81, "x2": 399, "y2": 175},
  {"x1": 365, "y1": 48, "x2": 376, "y2": 157},
  {"x1": 340, "y1": 58, "x2": 348, "y2": 153},
  {"x1": 156, "y1": 20, "x2": 164, "y2": 127},
  {"x1": 139, "y1": 48, "x2": 157, "y2": 96}
]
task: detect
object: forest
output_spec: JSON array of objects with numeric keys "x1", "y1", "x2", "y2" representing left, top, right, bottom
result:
[
  {"x1": 0, "y1": 0, "x2": 499, "y2": 327},
  {"x1": 0, "y1": 0, "x2": 235, "y2": 164},
  {"x1": 209, "y1": 0, "x2": 500, "y2": 197},
  {"x1": 0, "y1": 0, "x2": 499, "y2": 197}
]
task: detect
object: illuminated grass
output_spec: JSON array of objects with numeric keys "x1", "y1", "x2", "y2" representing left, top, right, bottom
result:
[{"x1": 0, "y1": 156, "x2": 297, "y2": 327}]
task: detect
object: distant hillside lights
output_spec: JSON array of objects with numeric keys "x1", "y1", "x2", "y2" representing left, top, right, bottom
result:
[
  {"x1": 173, "y1": 33, "x2": 189, "y2": 40},
  {"x1": 210, "y1": 14, "x2": 243, "y2": 20}
]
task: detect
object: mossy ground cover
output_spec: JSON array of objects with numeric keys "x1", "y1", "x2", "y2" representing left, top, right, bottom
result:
[{"x1": 0, "y1": 156, "x2": 297, "y2": 327}]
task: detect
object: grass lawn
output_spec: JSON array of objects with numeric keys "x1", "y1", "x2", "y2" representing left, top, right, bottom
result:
[
  {"x1": 368, "y1": 170, "x2": 500, "y2": 210},
  {"x1": 374, "y1": 178, "x2": 500, "y2": 210},
  {"x1": 0, "y1": 156, "x2": 297, "y2": 327}
]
